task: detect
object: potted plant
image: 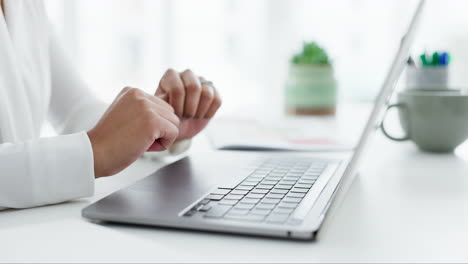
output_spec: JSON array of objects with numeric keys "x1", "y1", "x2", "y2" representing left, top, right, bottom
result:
[{"x1": 285, "y1": 42, "x2": 337, "y2": 115}]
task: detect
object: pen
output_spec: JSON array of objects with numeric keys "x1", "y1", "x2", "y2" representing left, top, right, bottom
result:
[
  {"x1": 420, "y1": 54, "x2": 428, "y2": 66},
  {"x1": 432, "y1": 52, "x2": 439, "y2": 66},
  {"x1": 439, "y1": 52, "x2": 450, "y2": 66}
]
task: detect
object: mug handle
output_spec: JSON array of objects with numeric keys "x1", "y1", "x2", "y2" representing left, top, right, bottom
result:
[{"x1": 380, "y1": 103, "x2": 411, "y2": 141}]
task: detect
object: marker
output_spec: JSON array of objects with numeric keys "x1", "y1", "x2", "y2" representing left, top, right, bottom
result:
[
  {"x1": 439, "y1": 52, "x2": 450, "y2": 66},
  {"x1": 432, "y1": 52, "x2": 439, "y2": 66},
  {"x1": 419, "y1": 54, "x2": 428, "y2": 66}
]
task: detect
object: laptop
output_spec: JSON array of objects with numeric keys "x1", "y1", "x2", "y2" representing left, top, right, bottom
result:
[{"x1": 82, "y1": 0, "x2": 425, "y2": 240}]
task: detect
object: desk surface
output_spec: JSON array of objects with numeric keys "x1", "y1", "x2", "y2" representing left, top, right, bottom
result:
[{"x1": 2, "y1": 133, "x2": 468, "y2": 263}]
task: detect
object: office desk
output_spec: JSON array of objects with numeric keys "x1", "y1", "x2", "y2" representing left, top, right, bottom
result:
[{"x1": 1, "y1": 133, "x2": 468, "y2": 263}]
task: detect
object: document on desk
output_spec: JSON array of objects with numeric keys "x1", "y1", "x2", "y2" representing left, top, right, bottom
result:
[{"x1": 207, "y1": 108, "x2": 369, "y2": 151}]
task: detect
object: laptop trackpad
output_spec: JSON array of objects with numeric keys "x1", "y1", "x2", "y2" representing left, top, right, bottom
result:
[{"x1": 126, "y1": 154, "x2": 253, "y2": 215}]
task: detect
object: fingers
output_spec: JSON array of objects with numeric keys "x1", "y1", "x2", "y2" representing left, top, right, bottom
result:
[
  {"x1": 147, "y1": 118, "x2": 179, "y2": 152},
  {"x1": 158, "y1": 69, "x2": 185, "y2": 117},
  {"x1": 156, "y1": 69, "x2": 222, "y2": 120},
  {"x1": 180, "y1": 69, "x2": 202, "y2": 118},
  {"x1": 204, "y1": 85, "x2": 222, "y2": 119},
  {"x1": 144, "y1": 93, "x2": 180, "y2": 128},
  {"x1": 194, "y1": 77, "x2": 215, "y2": 118}
]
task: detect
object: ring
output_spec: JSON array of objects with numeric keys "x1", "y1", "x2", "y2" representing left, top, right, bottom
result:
[{"x1": 200, "y1": 80, "x2": 214, "y2": 86}]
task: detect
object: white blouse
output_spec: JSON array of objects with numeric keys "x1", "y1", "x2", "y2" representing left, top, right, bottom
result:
[{"x1": 0, "y1": 0, "x2": 186, "y2": 210}]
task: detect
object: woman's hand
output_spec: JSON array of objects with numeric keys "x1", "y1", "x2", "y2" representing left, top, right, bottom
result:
[
  {"x1": 87, "y1": 87, "x2": 180, "y2": 178},
  {"x1": 155, "y1": 69, "x2": 222, "y2": 140}
]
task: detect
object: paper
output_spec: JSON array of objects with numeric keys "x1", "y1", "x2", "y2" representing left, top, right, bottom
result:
[{"x1": 207, "y1": 104, "x2": 371, "y2": 152}]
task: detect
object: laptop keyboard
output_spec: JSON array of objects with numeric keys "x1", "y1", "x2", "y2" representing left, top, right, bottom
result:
[{"x1": 183, "y1": 158, "x2": 327, "y2": 225}]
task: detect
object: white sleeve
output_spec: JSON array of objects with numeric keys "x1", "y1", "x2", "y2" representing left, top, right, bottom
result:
[
  {"x1": 47, "y1": 32, "x2": 107, "y2": 134},
  {"x1": 0, "y1": 31, "x2": 99, "y2": 210},
  {"x1": 0, "y1": 132, "x2": 94, "y2": 209}
]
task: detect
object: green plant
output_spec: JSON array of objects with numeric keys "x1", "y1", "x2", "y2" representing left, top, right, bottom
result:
[{"x1": 291, "y1": 42, "x2": 330, "y2": 66}]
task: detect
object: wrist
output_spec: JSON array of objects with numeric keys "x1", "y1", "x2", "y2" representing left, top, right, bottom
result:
[{"x1": 87, "y1": 130, "x2": 105, "y2": 178}]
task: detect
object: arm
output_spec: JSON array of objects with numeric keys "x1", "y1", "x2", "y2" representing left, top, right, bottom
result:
[
  {"x1": 0, "y1": 133, "x2": 94, "y2": 209},
  {"x1": 47, "y1": 33, "x2": 192, "y2": 156},
  {"x1": 0, "y1": 12, "x2": 220, "y2": 209},
  {"x1": 47, "y1": 32, "x2": 107, "y2": 134},
  {"x1": 0, "y1": 30, "x2": 98, "y2": 210}
]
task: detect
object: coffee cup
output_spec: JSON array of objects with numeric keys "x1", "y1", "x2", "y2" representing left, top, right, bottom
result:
[{"x1": 381, "y1": 89, "x2": 468, "y2": 152}]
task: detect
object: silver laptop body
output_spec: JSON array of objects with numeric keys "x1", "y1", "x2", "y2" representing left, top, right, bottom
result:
[{"x1": 82, "y1": 1, "x2": 425, "y2": 240}]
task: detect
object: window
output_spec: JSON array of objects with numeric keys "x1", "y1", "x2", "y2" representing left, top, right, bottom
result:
[{"x1": 45, "y1": 0, "x2": 468, "y2": 115}]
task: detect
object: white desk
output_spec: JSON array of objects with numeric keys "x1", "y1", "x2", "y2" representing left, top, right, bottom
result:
[{"x1": 2, "y1": 133, "x2": 468, "y2": 263}]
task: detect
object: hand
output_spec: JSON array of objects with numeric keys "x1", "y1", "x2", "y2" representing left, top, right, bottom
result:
[
  {"x1": 155, "y1": 69, "x2": 222, "y2": 140},
  {"x1": 87, "y1": 87, "x2": 180, "y2": 178}
]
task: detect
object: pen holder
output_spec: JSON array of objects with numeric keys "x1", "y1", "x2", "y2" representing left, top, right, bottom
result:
[{"x1": 406, "y1": 66, "x2": 449, "y2": 90}]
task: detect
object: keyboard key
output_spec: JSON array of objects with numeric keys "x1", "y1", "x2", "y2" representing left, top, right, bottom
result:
[
  {"x1": 236, "y1": 185, "x2": 254, "y2": 191},
  {"x1": 224, "y1": 194, "x2": 244, "y2": 200},
  {"x1": 240, "y1": 198, "x2": 261, "y2": 204},
  {"x1": 265, "y1": 193, "x2": 285, "y2": 199},
  {"x1": 219, "y1": 199, "x2": 239, "y2": 206},
  {"x1": 226, "y1": 208, "x2": 249, "y2": 216},
  {"x1": 242, "y1": 181, "x2": 259, "y2": 186},
  {"x1": 204, "y1": 205, "x2": 232, "y2": 218},
  {"x1": 302, "y1": 175, "x2": 319, "y2": 180},
  {"x1": 246, "y1": 176, "x2": 264, "y2": 181},
  {"x1": 250, "y1": 209, "x2": 272, "y2": 216},
  {"x1": 272, "y1": 169, "x2": 288, "y2": 173},
  {"x1": 266, "y1": 213, "x2": 289, "y2": 224},
  {"x1": 256, "y1": 203, "x2": 276, "y2": 210},
  {"x1": 278, "y1": 202, "x2": 299, "y2": 209},
  {"x1": 279, "y1": 180, "x2": 297, "y2": 185},
  {"x1": 262, "y1": 198, "x2": 281, "y2": 204},
  {"x1": 298, "y1": 180, "x2": 315, "y2": 185},
  {"x1": 207, "y1": 194, "x2": 225, "y2": 201},
  {"x1": 265, "y1": 176, "x2": 282, "y2": 181},
  {"x1": 250, "y1": 173, "x2": 267, "y2": 178},
  {"x1": 290, "y1": 169, "x2": 306, "y2": 173},
  {"x1": 295, "y1": 183, "x2": 313, "y2": 189},
  {"x1": 273, "y1": 207, "x2": 295, "y2": 214},
  {"x1": 282, "y1": 197, "x2": 302, "y2": 203},
  {"x1": 270, "y1": 189, "x2": 288, "y2": 194},
  {"x1": 262, "y1": 180, "x2": 279, "y2": 185},
  {"x1": 234, "y1": 203, "x2": 255, "y2": 210},
  {"x1": 308, "y1": 168, "x2": 324, "y2": 172},
  {"x1": 257, "y1": 184, "x2": 275, "y2": 190},
  {"x1": 284, "y1": 176, "x2": 301, "y2": 181},
  {"x1": 246, "y1": 193, "x2": 265, "y2": 199},
  {"x1": 211, "y1": 188, "x2": 231, "y2": 195},
  {"x1": 268, "y1": 172, "x2": 286, "y2": 177},
  {"x1": 251, "y1": 189, "x2": 269, "y2": 194},
  {"x1": 199, "y1": 199, "x2": 210, "y2": 205},
  {"x1": 276, "y1": 184, "x2": 294, "y2": 190},
  {"x1": 286, "y1": 192, "x2": 306, "y2": 198},
  {"x1": 184, "y1": 209, "x2": 197, "y2": 217},
  {"x1": 291, "y1": 188, "x2": 309, "y2": 193},
  {"x1": 230, "y1": 190, "x2": 249, "y2": 195},
  {"x1": 198, "y1": 205, "x2": 212, "y2": 212}
]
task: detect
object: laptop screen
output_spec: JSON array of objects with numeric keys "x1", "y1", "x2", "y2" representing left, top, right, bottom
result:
[{"x1": 345, "y1": 0, "x2": 426, "y2": 177}]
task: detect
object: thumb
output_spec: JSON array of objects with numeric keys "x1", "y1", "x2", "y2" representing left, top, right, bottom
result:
[{"x1": 146, "y1": 120, "x2": 179, "y2": 152}]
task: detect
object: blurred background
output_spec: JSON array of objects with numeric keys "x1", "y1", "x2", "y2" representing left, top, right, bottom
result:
[{"x1": 44, "y1": 0, "x2": 468, "y2": 116}]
